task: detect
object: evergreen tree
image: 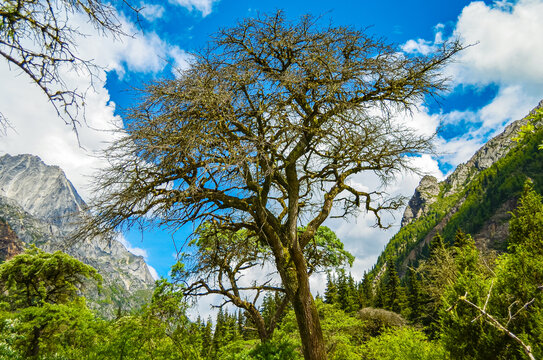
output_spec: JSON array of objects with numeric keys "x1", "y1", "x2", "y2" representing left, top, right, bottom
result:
[
  {"x1": 406, "y1": 267, "x2": 423, "y2": 321},
  {"x1": 359, "y1": 271, "x2": 374, "y2": 308},
  {"x1": 336, "y1": 270, "x2": 358, "y2": 312},
  {"x1": 0, "y1": 246, "x2": 101, "y2": 358},
  {"x1": 429, "y1": 232, "x2": 445, "y2": 256},
  {"x1": 453, "y1": 228, "x2": 473, "y2": 249},
  {"x1": 508, "y1": 179, "x2": 543, "y2": 253},
  {"x1": 201, "y1": 317, "x2": 213, "y2": 359},
  {"x1": 490, "y1": 180, "x2": 543, "y2": 359},
  {"x1": 324, "y1": 273, "x2": 339, "y2": 305},
  {"x1": 383, "y1": 258, "x2": 405, "y2": 314}
]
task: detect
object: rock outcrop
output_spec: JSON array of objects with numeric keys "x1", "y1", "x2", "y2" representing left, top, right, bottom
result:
[
  {"x1": 0, "y1": 219, "x2": 24, "y2": 261},
  {"x1": 401, "y1": 175, "x2": 440, "y2": 227},
  {"x1": 0, "y1": 154, "x2": 155, "y2": 316}
]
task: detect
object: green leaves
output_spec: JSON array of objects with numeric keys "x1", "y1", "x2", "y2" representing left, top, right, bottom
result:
[
  {"x1": 0, "y1": 245, "x2": 101, "y2": 310},
  {"x1": 513, "y1": 108, "x2": 543, "y2": 149}
]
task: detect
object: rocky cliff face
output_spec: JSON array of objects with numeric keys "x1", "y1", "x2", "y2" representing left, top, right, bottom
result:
[
  {"x1": 0, "y1": 154, "x2": 155, "y2": 316},
  {"x1": 0, "y1": 219, "x2": 24, "y2": 261},
  {"x1": 401, "y1": 175, "x2": 440, "y2": 227}
]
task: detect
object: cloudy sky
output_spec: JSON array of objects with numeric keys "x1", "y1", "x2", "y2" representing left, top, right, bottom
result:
[{"x1": 1, "y1": 0, "x2": 542, "y2": 307}]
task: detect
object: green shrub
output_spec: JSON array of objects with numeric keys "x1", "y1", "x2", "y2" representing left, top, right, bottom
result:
[{"x1": 360, "y1": 327, "x2": 449, "y2": 360}]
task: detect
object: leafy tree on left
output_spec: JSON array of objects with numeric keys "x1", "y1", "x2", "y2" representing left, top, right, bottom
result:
[{"x1": 0, "y1": 245, "x2": 102, "y2": 358}]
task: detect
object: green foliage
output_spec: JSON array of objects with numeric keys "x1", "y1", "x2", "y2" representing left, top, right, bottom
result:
[
  {"x1": 489, "y1": 181, "x2": 543, "y2": 359},
  {"x1": 381, "y1": 258, "x2": 406, "y2": 314},
  {"x1": 360, "y1": 327, "x2": 449, "y2": 360},
  {"x1": 275, "y1": 300, "x2": 368, "y2": 360},
  {"x1": 0, "y1": 245, "x2": 102, "y2": 310},
  {"x1": 303, "y1": 226, "x2": 355, "y2": 272},
  {"x1": 248, "y1": 340, "x2": 301, "y2": 360},
  {"x1": 442, "y1": 126, "x2": 543, "y2": 243},
  {"x1": 430, "y1": 183, "x2": 543, "y2": 359},
  {"x1": 512, "y1": 107, "x2": 543, "y2": 150},
  {"x1": 406, "y1": 267, "x2": 423, "y2": 321},
  {"x1": 507, "y1": 180, "x2": 543, "y2": 253},
  {"x1": 373, "y1": 189, "x2": 461, "y2": 277},
  {"x1": 0, "y1": 246, "x2": 103, "y2": 359}
]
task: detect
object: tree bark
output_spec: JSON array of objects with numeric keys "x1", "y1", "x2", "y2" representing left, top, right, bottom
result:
[
  {"x1": 277, "y1": 244, "x2": 327, "y2": 360},
  {"x1": 27, "y1": 325, "x2": 42, "y2": 359},
  {"x1": 291, "y1": 281, "x2": 327, "y2": 360}
]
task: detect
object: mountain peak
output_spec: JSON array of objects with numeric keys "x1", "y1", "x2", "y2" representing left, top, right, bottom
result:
[{"x1": 0, "y1": 153, "x2": 85, "y2": 227}]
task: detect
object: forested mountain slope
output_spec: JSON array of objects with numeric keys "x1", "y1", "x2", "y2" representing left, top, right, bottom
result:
[{"x1": 374, "y1": 100, "x2": 543, "y2": 277}]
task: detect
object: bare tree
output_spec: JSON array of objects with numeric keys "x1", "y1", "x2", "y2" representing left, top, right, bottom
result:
[
  {"x1": 80, "y1": 11, "x2": 462, "y2": 360},
  {"x1": 0, "y1": 0, "x2": 138, "y2": 134}
]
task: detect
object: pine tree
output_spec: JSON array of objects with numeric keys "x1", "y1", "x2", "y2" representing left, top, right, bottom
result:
[
  {"x1": 406, "y1": 267, "x2": 422, "y2": 321},
  {"x1": 453, "y1": 228, "x2": 474, "y2": 249},
  {"x1": 324, "y1": 273, "x2": 339, "y2": 305},
  {"x1": 429, "y1": 232, "x2": 445, "y2": 256},
  {"x1": 359, "y1": 271, "x2": 373, "y2": 308},
  {"x1": 383, "y1": 258, "x2": 405, "y2": 314},
  {"x1": 508, "y1": 179, "x2": 543, "y2": 253},
  {"x1": 201, "y1": 318, "x2": 213, "y2": 359},
  {"x1": 336, "y1": 271, "x2": 357, "y2": 312}
]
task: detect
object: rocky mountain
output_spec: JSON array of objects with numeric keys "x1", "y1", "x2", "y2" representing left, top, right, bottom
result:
[
  {"x1": 0, "y1": 153, "x2": 155, "y2": 316},
  {"x1": 373, "y1": 100, "x2": 543, "y2": 277}
]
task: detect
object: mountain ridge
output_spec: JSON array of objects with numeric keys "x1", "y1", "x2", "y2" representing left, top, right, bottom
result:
[{"x1": 373, "y1": 99, "x2": 543, "y2": 278}]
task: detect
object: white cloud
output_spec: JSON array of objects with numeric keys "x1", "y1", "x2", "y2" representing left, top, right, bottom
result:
[
  {"x1": 168, "y1": 46, "x2": 194, "y2": 72},
  {"x1": 169, "y1": 0, "x2": 219, "y2": 17},
  {"x1": 399, "y1": 0, "x2": 543, "y2": 169},
  {"x1": 449, "y1": 0, "x2": 543, "y2": 91},
  {"x1": 402, "y1": 39, "x2": 435, "y2": 55},
  {"x1": 140, "y1": 3, "x2": 165, "y2": 21}
]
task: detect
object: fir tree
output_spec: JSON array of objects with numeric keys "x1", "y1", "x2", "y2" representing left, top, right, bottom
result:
[
  {"x1": 383, "y1": 258, "x2": 404, "y2": 314},
  {"x1": 406, "y1": 267, "x2": 423, "y2": 321},
  {"x1": 324, "y1": 273, "x2": 339, "y2": 305}
]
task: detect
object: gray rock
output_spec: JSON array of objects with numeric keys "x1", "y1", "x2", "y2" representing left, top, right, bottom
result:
[{"x1": 401, "y1": 175, "x2": 440, "y2": 227}]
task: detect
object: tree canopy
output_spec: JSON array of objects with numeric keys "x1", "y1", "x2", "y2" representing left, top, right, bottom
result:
[{"x1": 81, "y1": 11, "x2": 462, "y2": 359}]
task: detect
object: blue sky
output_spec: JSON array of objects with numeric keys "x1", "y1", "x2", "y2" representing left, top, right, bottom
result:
[{"x1": 1, "y1": 0, "x2": 542, "y2": 301}]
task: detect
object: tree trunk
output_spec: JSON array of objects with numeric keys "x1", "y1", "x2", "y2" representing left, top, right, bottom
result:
[
  {"x1": 278, "y1": 246, "x2": 328, "y2": 360},
  {"x1": 291, "y1": 284, "x2": 327, "y2": 360},
  {"x1": 27, "y1": 325, "x2": 42, "y2": 358}
]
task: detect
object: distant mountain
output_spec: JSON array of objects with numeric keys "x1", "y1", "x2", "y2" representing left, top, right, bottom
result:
[
  {"x1": 0, "y1": 153, "x2": 155, "y2": 317},
  {"x1": 372, "y1": 100, "x2": 543, "y2": 279}
]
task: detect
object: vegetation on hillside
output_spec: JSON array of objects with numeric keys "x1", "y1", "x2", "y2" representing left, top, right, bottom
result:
[{"x1": 373, "y1": 114, "x2": 543, "y2": 277}]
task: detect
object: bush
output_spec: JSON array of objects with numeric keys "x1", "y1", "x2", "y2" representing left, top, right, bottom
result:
[
  {"x1": 360, "y1": 327, "x2": 449, "y2": 360},
  {"x1": 357, "y1": 307, "x2": 406, "y2": 338}
]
